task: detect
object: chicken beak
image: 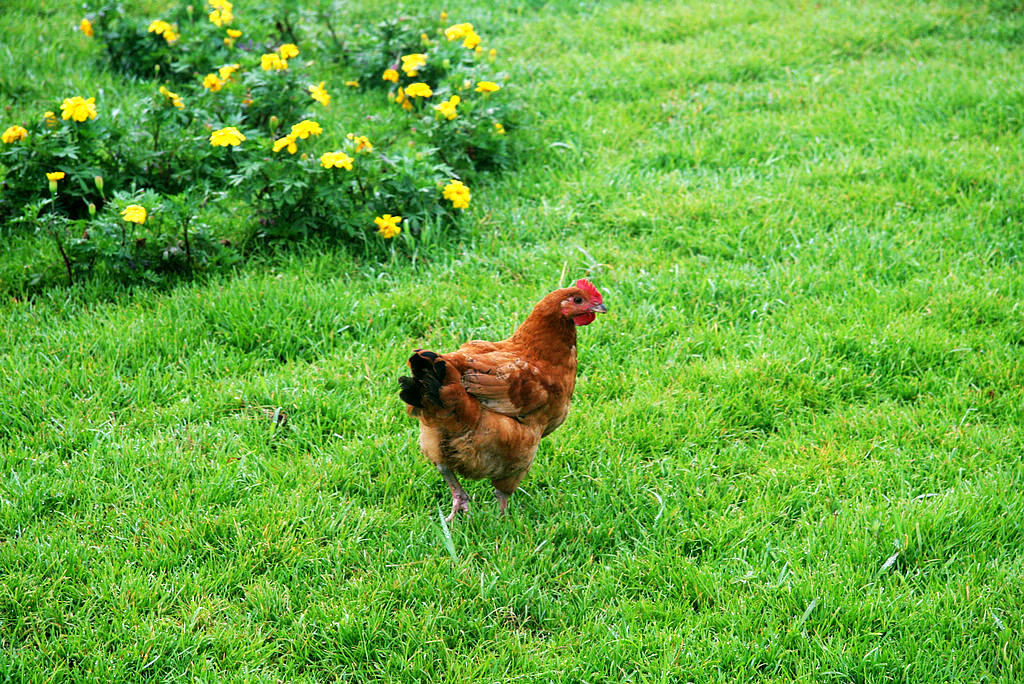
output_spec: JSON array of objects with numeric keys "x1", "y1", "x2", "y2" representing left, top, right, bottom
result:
[{"x1": 589, "y1": 302, "x2": 608, "y2": 314}]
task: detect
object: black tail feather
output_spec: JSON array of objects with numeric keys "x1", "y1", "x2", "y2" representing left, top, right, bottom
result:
[{"x1": 398, "y1": 351, "x2": 447, "y2": 408}]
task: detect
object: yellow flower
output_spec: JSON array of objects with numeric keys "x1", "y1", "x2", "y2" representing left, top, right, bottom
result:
[
  {"x1": 80, "y1": 18, "x2": 94, "y2": 38},
  {"x1": 463, "y1": 30, "x2": 481, "y2": 49},
  {"x1": 374, "y1": 214, "x2": 402, "y2": 238},
  {"x1": 209, "y1": 126, "x2": 245, "y2": 147},
  {"x1": 401, "y1": 53, "x2": 427, "y2": 77},
  {"x1": 1, "y1": 125, "x2": 28, "y2": 144},
  {"x1": 320, "y1": 151, "x2": 353, "y2": 170},
  {"x1": 434, "y1": 95, "x2": 460, "y2": 120},
  {"x1": 208, "y1": 0, "x2": 235, "y2": 25},
  {"x1": 290, "y1": 119, "x2": 323, "y2": 139},
  {"x1": 121, "y1": 204, "x2": 147, "y2": 224},
  {"x1": 279, "y1": 43, "x2": 299, "y2": 59},
  {"x1": 493, "y1": 122, "x2": 506, "y2": 135},
  {"x1": 346, "y1": 133, "x2": 373, "y2": 153},
  {"x1": 382, "y1": 68, "x2": 399, "y2": 83},
  {"x1": 440, "y1": 11, "x2": 448, "y2": 22},
  {"x1": 159, "y1": 85, "x2": 185, "y2": 109},
  {"x1": 475, "y1": 80, "x2": 501, "y2": 94},
  {"x1": 260, "y1": 53, "x2": 288, "y2": 71},
  {"x1": 202, "y1": 73, "x2": 224, "y2": 92},
  {"x1": 226, "y1": 28, "x2": 242, "y2": 38},
  {"x1": 272, "y1": 134, "x2": 298, "y2": 154},
  {"x1": 405, "y1": 82, "x2": 433, "y2": 98},
  {"x1": 445, "y1": 23, "x2": 473, "y2": 41},
  {"x1": 488, "y1": 48, "x2": 497, "y2": 61},
  {"x1": 60, "y1": 96, "x2": 98, "y2": 122},
  {"x1": 46, "y1": 171, "x2": 65, "y2": 192},
  {"x1": 218, "y1": 63, "x2": 240, "y2": 81},
  {"x1": 345, "y1": 80, "x2": 360, "y2": 88},
  {"x1": 309, "y1": 81, "x2": 330, "y2": 107},
  {"x1": 442, "y1": 179, "x2": 470, "y2": 209},
  {"x1": 147, "y1": 19, "x2": 178, "y2": 43},
  {"x1": 44, "y1": 111, "x2": 58, "y2": 127}
]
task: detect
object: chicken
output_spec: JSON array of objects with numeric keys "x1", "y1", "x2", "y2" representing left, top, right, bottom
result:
[{"x1": 399, "y1": 279, "x2": 607, "y2": 521}]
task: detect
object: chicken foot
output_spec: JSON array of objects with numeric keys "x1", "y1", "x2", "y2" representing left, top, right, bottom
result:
[
  {"x1": 493, "y1": 488, "x2": 510, "y2": 516},
  {"x1": 438, "y1": 464, "x2": 470, "y2": 522}
]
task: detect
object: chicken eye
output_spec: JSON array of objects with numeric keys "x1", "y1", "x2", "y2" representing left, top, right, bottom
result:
[{"x1": 573, "y1": 296, "x2": 583, "y2": 304}]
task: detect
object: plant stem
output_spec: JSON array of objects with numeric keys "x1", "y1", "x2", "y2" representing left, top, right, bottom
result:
[{"x1": 50, "y1": 227, "x2": 74, "y2": 286}]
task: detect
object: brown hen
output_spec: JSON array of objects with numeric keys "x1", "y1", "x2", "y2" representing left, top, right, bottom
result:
[{"x1": 399, "y1": 279, "x2": 607, "y2": 521}]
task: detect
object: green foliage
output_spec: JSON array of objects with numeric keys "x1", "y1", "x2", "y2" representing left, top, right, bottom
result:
[{"x1": 0, "y1": 105, "x2": 134, "y2": 220}]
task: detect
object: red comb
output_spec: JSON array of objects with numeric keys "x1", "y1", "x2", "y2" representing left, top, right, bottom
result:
[{"x1": 574, "y1": 278, "x2": 602, "y2": 303}]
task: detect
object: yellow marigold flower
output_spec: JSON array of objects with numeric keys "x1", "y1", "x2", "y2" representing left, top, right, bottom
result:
[
  {"x1": 405, "y1": 82, "x2": 433, "y2": 98},
  {"x1": 202, "y1": 73, "x2": 224, "y2": 92},
  {"x1": 260, "y1": 53, "x2": 288, "y2": 71},
  {"x1": 434, "y1": 95, "x2": 460, "y2": 120},
  {"x1": 210, "y1": 126, "x2": 245, "y2": 147},
  {"x1": 395, "y1": 87, "x2": 414, "y2": 110},
  {"x1": 121, "y1": 204, "x2": 147, "y2": 224},
  {"x1": 493, "y1": 121, "x2": 506, "y2": 135},
  {"x1": 309, "y1": 81, "x2": 330, "y2": 107},
  {"x1": 46, "y1": 171, "x2": 65, "y2": 193},
  {"x1": 60, "y1": 96, "x2": 98, "y2": 122},
  {"x1": 1, "y1": 125, "x2": 28, "y2": 144},
  {"x1": 209, "y1": 6, "x2": 233, "y2": 27},
  {"x1": 44, "y1": 111, "x2": 58, "y2": 127},
  {"x1": 374, "y1": 214, "x2": 402, "y2": 238},
  {"x1": 346, "y1": 133, "x2": 373, "y2": 153},
  {"x1": 279, "y1": 43, "x2": 299, "y2": 59},
  {"x1": 290, "y1": 119, "x2": 322, "y2": 139},
  {"x1": 80, "y1": 18, "x2": 94, "y2": 38},
  {"x1": 463, "y1": 31, "x2": 481, "y2": 49},
  {"x1": 475, "y1": 80, "x2": 501, "y2": 94},
  {"x1": 320, "y1": 151, "x2": 353, "y2": 170},
  {"x1": 345, "y1": 80, "x2": 360, "y2": 88},
  {"x1": 159, "y1": 86, "x2": 185, "y2": 109},
  {"x1": 401, "y1": 53, "x2": 427, "y2": 77},
  {"x1": 226, "y1": 28, "x2": 242, "y2": 38},
  {"x1": 488, "y1": 48, "x2": 497, "y2": 60},
  {"x1": 440, "y1": 11, "x2": 448, "y2": 22},
  {"x1": 382, "y1": 68, "x2": 399, "y2": 83},
  {"x1": 148, "y1": 19, "x2": 178, "y2": 43},
  {"x1": 218, "y1": 63, "x2": 240, "y2": 81},
  {"x1": 272, "y1": 134, "x2": 298, "y2": 154},
  {"x1": 445, "y1": 22, "x2": 472, "y2": 41},
  {"x1": 442, "y1": 179, "x2": 470, "y2": 209}
]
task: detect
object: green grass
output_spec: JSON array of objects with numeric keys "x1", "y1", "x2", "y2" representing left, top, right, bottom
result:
[{"x1": 2, "y1": 0, "x2": 1024, "y2": 680}]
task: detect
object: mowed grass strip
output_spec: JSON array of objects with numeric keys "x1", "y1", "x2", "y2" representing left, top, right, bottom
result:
[{"x1": 1, "y1": 0, "x2": 1023, "y2": 680}]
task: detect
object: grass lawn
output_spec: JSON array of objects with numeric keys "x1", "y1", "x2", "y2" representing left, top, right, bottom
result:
[{"x1": 2, "y1": 0, "x2": 1023, "y2": 680}]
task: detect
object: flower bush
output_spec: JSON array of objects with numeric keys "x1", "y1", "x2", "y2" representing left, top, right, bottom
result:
[{"x1": 0, "y1": 4, "x2": 523, "y2": 289}]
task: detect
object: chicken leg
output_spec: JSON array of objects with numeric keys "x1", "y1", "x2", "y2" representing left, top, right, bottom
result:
[{"x1": 438, "y1": 464, "x2": 469, "y2": 522}]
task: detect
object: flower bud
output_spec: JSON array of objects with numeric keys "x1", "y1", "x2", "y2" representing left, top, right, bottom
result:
[
  {"x1": 442, "y1": 58, "x2": 451, "y2": 69},
  {"x1": 155, "y1": 64, "x2": 160, "y2": 73},
  {"x1": 48, "y1": 179, "x2": 58, "y2": 193},
  {"x1": 88, "y1": 202, "x2": 96, "y2": 217},
  {"x1": 94, "y1": 175, "x2": 104, "y2": 192},
  {"x1": 268, "y1": 115, "x2": 280, "y2": 135}
]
